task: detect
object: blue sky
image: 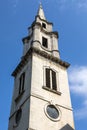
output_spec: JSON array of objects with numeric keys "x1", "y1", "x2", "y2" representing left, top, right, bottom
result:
[{"x1": 0, "y1": 0, "x2": 87, "y2": 129}]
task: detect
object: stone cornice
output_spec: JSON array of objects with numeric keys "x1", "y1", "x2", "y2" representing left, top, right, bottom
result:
[
  {"x1": 34, "y1": 22, "x2": 59, "y2": 38},
  {"x1": 35, "y1": 15, "x2": 53, "y2": 25},
  {"x1": 12, "y1": 47, "x2": 70, "y2": 77},
  {"x1": 22, "y1": 35, "x2": 31, "y2": 43},
  {"x1": 28, "y1": 22, "x2": 59, "y2": 38},
  {"x1": 32, "y1": 47, "x2": 70, "y2": 67},
  {"x1": 28, "y1": 15, "x2": 53, "y2": 29},
  {"x1": 41, "y1": 27, "x2": 59, "y2": 38},
  {"x1": 12, "y1": 50, "x2": 32, "y2": 77}
]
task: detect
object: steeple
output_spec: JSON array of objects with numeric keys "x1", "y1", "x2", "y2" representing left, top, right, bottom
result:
[
  {"x1": 8, "y1": 3, "x2": 75, "y2": 130},
  {"x1": 37, "y1": 3, "x2": 46, "y2": 20}
]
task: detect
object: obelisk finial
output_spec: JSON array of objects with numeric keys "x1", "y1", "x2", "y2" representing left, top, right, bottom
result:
[
  {"x1": 39, "y1": 1, "x2": 42, "y2": 8},
  {"x1": 37, "y1": 1, "x2": 46, "y2": 20}
]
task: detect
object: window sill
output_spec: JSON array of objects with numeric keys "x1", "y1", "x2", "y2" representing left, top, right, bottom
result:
[
  {"x1": 42, "y1": 86, "x2": 61, "y2": 95},
  {"x1": 15, "y1": 90, "x2": 25, "y2": 102},
  {"x1": 41, "y1": 45, "x2": 48, "y2": 51}
]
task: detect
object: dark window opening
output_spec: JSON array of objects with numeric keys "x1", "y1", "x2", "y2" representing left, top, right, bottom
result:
[
  {"x1": 42, "y1": 23, "x2": 46, "y2": 28},
  {"x1": 19, "y1": 72, "x2": 25, "y2": 94},
  {"x1": 52, "y1": 70, "x2": 57, "y2": 91},
  {"x1": 42, "y1": 37, "x2": 48, "y2": 48},
  {"x1": 15, "y1": 109, "x2": 22, "y2": 124},
  {"x1": 45, "y1": 69, "x2": 57, "y2": 91},
  {"x1": 46, "y1": 68, "x2": 50, "y2": 88}
]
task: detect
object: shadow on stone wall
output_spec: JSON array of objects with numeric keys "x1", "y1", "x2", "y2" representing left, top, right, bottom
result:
[{"x1": 60, "y1": 124, "x2": 74, "y2": 130}]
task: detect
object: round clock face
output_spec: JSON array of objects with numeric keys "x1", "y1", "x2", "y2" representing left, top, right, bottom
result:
[{"x1": 46, "y1": 105, "x2": 59, "y2": 119}]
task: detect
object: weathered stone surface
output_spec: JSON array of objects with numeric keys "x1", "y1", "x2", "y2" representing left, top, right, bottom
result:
[{"x1": 8, "y1": 4, "x2": 75, "y2": 130}]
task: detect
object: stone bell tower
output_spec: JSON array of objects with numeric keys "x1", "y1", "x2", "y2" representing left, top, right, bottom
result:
[{"x1": 8, "y1": 4, "x2": 75, "y2": 130}]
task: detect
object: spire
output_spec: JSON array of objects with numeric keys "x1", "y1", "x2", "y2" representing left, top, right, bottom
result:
[{"x1": 37, "y1": 3, "x2": 46, "y2": 20}]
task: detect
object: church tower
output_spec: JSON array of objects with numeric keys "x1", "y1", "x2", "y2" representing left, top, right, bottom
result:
[{"x1": 8, "y1": 4, "x2": 75, "y2": 130}]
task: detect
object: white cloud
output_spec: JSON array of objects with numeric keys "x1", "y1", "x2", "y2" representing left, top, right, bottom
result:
[
  {"x1": 77, "y1": 0, "x2": 87, "y2": 9},
  {"x1": 68, "y1": 66, "x2": 87, "y2": 119},
  {"x1": 69, "y1": 66, "x2": 87, "y2": 96},
  {"x1": 55, "y1": 0, "x2": 87, "y2": 11},
  {"x1": 12, "y1": 0, "x2": 19, "y2": 8},
  {"x1": 8, "y1": 0, "x2": 19, "y2": 13},
  {"x1": 8, "y1": 0, "x2": 19, "y2": 7}
]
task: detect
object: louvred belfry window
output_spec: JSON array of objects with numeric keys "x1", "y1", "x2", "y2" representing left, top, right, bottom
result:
[
  {"x1": 45, "y1": 69, "x2": 57, "y2": 91},
  {"x1": 19, "y1": 72, "x2": 25, "y2": 94}
]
